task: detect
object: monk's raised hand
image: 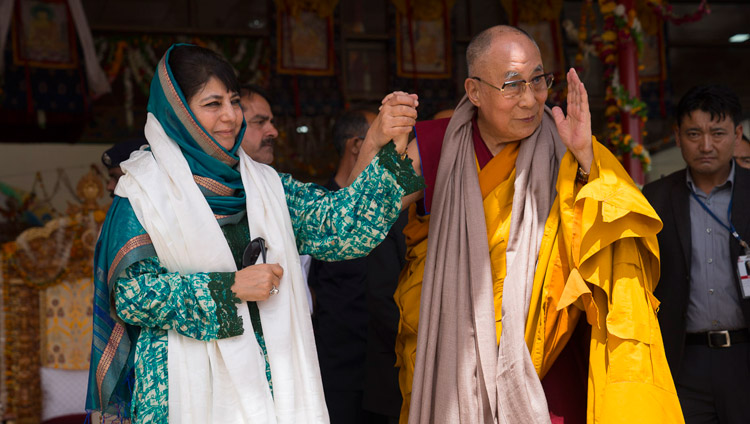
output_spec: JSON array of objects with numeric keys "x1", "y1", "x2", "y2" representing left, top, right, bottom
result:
[
  {"x1": 551, "y1": 68, "x2": 594, "y2": 172},
  {"x1": 368, "y1": 91, "x2": 419, "y2": 153}
]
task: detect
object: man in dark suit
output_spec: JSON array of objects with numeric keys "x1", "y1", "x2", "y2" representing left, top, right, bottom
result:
[
  {"x1": 643, "y1": 84, "x2": 750, "y2": 423},
  {"x1": 361, "y1": 210, "x2": 406, "y2": 424},
  {"x1": 308, "y1": 109, "x2": 404, "y2": 424}
]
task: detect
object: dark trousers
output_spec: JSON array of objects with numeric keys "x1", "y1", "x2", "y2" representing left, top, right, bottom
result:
[
  {"x1": 676, "y1": 344, "x2": 750, "y2": 423},
  {"x1": 324, "y1": 389, "x2": 398, "y2": 424}
]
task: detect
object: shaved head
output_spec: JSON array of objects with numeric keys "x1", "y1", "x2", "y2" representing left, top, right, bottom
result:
[
  {"x1": 466, "y1": 25, "x2": 540, "y2": 77},
  {"x1": 463, "y1": 25, "x2": 546, "y2": 146}
]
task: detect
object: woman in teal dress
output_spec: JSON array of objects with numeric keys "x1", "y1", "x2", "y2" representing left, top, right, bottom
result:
[{"x1": 85, "y1": 44, "x2": 421, "y2": 424}]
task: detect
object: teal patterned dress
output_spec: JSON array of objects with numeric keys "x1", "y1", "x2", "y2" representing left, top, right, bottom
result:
[{"x1": 113, "y1": 150, "x2": 421, "y2": 423}]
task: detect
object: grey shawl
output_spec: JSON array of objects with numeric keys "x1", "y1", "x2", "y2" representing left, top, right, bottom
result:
[{"x1": 408, "y1": 95, "x2": 566, "y2": 423}]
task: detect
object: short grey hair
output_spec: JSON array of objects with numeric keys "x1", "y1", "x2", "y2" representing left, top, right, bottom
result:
[
  {"x1": 332, "y1": 110, "x2": 371, "y2": 156},
  {"x1": 466, "y1": 25, "x2": 540, "y2": 77}
]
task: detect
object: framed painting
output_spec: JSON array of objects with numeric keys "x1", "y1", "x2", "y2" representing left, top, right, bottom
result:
[
  {"x1": 517, "y1": 20, "x2": 565, "y2": 78},
  {"x1": 12, "y1": 0, "x2": 78, "y2": 69},
  {"x1": 396, "y1": 11, "x2": 451, "y2": 79},
  {"x1": 276, "y1": 9, "x2": 334, "y2": 76},
  {"x1": 345, "y1": 42, "x2": 387, "y2": 100},
  {"x1": 639, "y1": 25, "x2": 667, "y2": 82}
]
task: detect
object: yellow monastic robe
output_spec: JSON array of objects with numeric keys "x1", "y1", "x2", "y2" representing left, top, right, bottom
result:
[{"x1": 394, "y1": 140, "x2": 684, "y2": 423}]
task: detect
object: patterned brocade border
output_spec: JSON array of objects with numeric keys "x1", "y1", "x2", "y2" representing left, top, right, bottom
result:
[
  {"x1": 107, "y1": 234, "x2": 152, "y2": 284},
  {"x1": 194, "y1": 175, "x2": 234, "y2": 197},
  {"x1": 95, "y1": 323, "x2": 125, "y2": 406},
  {"x1": 1, "y1": 255, "x2": 43, "y2": 423}
]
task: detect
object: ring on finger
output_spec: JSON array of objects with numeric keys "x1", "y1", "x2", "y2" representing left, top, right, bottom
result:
[{"x1": 269, "y1": 285, "x2": 279, "y2": 296}]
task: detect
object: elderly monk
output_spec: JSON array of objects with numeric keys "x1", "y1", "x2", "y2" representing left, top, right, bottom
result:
[{"x1": 393, "y1": 25, "x2": 684, "y2": 423}]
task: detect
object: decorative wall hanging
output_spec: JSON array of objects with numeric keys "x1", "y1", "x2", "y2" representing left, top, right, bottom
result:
[
  {"x1": 275, "y1": 0, "x2": 337, "y2": 76},
  {"x1": 1, "y1": 168, "x2": 106, "y2": 423},
  {"x1": 394, "y1": 0, "x2": 453, "y2": 79},
  {"x1": 500, "y1": 0, "x2": 566, "y2": 102},
  {"x1": 636, "y1": 0, "x2": 668, "y2": 119},
  {"x1": 11, "y1": 0, "x2": 77, "y2": 69}
]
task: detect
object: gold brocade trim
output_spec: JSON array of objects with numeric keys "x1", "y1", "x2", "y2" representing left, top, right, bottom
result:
[
  {"x1": 500, "y1": 0, "x2": 563, "y2": 24},
  {"x1": 2, "y1": 257, "x2": 43, "y2": 423},
  {"x1": 391, "y1": 0, "x2": 456, "y2": 21},
  {"x1": 107, "y1": 234, "x2": 153, "y2": 284},
  {"x1": 194, "y1": 175, "x2": 235, "y2": 196},
  {"x1": 275, "y1": 0, "x2": 339, "y2": 17},
  {"x1": 4, "y1": 211, "x2": 104, "y2": 290},
  {"x1": 96, "y1": 323, "x2": 125, "y2": 407}
]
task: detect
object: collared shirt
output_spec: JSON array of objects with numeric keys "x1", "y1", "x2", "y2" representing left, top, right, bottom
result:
[{"x1": 685, "y1": 161, "x2": 745, "y2": 332}]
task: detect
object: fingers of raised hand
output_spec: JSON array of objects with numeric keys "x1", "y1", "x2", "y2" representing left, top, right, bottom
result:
[
  {"x1": 551, "y1": 105, "x2": 566, "y2": 127},
  {"x1": 380, "y1": 115, "x2": 416, "y2": 138},
  {"x1": 381, "y1": 91, "x2": 418, "y2": 106},
  {"x1": 566, "y1": 69, "x2": 589, "y2": 120},
  {"x1": 380, "y1": 104, "x2": 417, "y2": 136},
  {"x1": 382, "y1": 104, "x2": 418, "y2": 121}
]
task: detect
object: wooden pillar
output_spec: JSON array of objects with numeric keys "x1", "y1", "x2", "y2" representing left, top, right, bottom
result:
[{"x1": 617, "y1": 0, "x2": 645, "y2": 184}]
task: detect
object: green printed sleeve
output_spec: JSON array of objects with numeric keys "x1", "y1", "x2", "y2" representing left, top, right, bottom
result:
[
  {"x1": 280, "y1": 150, "x2": 419, "y2": 261},
  {"x1": 114, "y1": 257, "x2": 244, "y2": 341},
  {"x1": 376, "y1": 141, "x2": 426, "y2": 195}
]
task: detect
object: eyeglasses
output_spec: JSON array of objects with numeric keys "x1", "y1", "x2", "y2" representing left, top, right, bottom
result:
[
  {"x1": 242, "y1": 236, "x2": 267, "y2": 267},
  {"x1": 470, "y1": 73, "x2": 554, "y2": 99}
]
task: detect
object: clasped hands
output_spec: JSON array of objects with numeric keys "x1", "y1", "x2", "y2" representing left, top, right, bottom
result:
[{"x1": 364, "y1": 91, "x2": 419, "y2": 157}]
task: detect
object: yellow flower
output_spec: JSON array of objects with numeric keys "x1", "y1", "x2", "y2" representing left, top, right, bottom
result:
[
  {"x1": 94, "y1": 210, "x2": 107, "y2": 223},
  {"x1": 602, "y1": 31, "x2": 617, "y2": 42},
  {"x1": 606, "y1": 105, "x2": 620, "y2": 116},
  {"x1": 600, "y1": 2, "x2": 616, "y2": 14},
  {"x1": 632, "y1": 144, "x2": 644, "y2": 155}
]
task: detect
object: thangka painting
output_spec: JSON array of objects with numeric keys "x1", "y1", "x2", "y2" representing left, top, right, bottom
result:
[
  {"x1": 276, "y1": 9, "x2": 334, "y2": 76},
  {"x1": 12, "y1": 0, "x2": 78, "y2": 69},
  {"x1": 396, "y1": 11, "x2": 451, "y2": 79},
  {"x1": 517, "y1": 20, "x2": 565, "y2": 79},
  {"x1": 517, "y1": 20, "x2": 566, "y2": 103},
  {"x1": 639, "y1": 24, "x2": 666, "y2": 83}
]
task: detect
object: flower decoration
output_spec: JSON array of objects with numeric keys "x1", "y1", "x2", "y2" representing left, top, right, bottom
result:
[
  {"x1": 576, "y1": 0, "x2": 710, "y2": 173},
  {"x1": 575, "y1": 0, "x2": 654, "y2": 172},
  {"x1": 646, "y1": 0, "x2": 711, "y2": 25}
]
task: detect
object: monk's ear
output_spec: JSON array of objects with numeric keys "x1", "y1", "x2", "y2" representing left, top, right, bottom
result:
[{"x1": 465, "y1": 78, "x2": 481, "y2": 107}]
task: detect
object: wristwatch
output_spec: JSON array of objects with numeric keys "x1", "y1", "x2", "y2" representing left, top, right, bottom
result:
[{"x1": 576, "y1": 165, "x2": 590, "y2": 185}]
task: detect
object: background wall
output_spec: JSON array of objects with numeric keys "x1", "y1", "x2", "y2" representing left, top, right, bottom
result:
[{"x1": 2, "y1": 0, "x2": 749, "y2": 224}]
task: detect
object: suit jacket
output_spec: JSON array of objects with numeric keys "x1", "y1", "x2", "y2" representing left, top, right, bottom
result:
[
  {"x1": 643, "y1": 164, "x2": 750, "y2": 375},
  {"x1": 308, "y1": 178, "x2": 369, "y2": 391},
  {"x1": 362, "y1": 209, "x2": 408, "y2": 417}
]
